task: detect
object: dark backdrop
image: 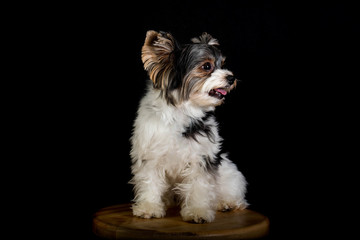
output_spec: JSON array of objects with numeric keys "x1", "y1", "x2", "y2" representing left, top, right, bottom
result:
[{"x1": 51, "y1": 1, "x2": 357, "y2": 239}]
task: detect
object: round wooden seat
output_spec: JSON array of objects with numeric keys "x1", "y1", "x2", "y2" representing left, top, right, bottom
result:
[{"x1": 93, "y1": 204, "x2": 269, "y2": 239}]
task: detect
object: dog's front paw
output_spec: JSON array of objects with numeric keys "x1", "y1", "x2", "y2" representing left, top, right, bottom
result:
[
  {"x1": 180, "y1": 207, "x2": 215, "y2": 223},
  {"x1": 132, "y1": 202, "x2": 166, "y2": 219}
]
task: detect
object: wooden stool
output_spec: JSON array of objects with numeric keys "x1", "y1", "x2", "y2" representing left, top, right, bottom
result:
[{"x1": 93, "y1": 204, "x2": 269, "y2": 239}]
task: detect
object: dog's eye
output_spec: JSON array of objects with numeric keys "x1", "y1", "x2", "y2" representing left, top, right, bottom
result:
[{"x1": 202, "y1": 62, "x2": 213, "y2": 71}]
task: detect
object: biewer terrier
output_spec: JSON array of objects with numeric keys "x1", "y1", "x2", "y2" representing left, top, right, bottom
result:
[{"x1": 130, "y1": 30, "x2": 248, "y2": 223}]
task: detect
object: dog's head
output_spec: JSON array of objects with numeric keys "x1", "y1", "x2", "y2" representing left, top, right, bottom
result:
[{"x1": 142, "y1": 30, "x2": 237, "y2": 107}]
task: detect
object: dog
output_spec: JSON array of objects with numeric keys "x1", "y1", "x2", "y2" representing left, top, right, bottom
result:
[{"x1": 130, "y1": 30, "x2": 248, "y2": 223}]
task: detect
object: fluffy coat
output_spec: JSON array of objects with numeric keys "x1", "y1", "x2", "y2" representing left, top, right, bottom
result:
[{"x1": 130, "y1": 31, "x2": 248, "y2": 223}]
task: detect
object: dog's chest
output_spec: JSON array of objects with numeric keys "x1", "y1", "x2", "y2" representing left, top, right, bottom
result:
[
  {"x1": 181, "y1": 111, "x2": 215, "y2": 143},
  {"x1": 160, "y1": 112, "x2": 219, "y2": 170},
  {"x1": 135, "y1": 97, "x2": 220, "y2": 170}
]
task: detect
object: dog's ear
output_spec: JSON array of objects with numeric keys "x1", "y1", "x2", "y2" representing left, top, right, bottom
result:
[
  {"x1": 191, "y1": 32, "x2": 219, "y2": 46},
  {"x1": 141, "y1": 30, "x2": 177, "y2": 88}
]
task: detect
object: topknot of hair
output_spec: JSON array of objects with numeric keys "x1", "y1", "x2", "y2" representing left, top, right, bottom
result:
[{"x1": 191, "y1": 32, "x2": 219, "y2": 46}]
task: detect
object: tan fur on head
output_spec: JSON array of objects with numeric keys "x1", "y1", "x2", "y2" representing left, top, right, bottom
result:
[{"x1": 141, "y1": 31, "x2": 176, "y2": 89}]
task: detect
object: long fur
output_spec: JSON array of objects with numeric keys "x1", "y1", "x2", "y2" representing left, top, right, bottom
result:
[{"x1": 130, "y1": 30, "x2": 248, "y2": 223}]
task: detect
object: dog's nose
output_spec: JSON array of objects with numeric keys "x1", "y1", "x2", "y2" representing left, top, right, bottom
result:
[{"x1": 226, "y1": 75, "x2": 236, "y2": 85}]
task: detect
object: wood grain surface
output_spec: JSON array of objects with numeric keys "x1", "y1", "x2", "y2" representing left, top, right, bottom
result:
[{"x1": 93, "y1": 204, "x2": 269, "y2": 239}]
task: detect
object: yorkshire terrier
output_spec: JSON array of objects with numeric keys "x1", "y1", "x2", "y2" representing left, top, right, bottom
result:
[{"x1": 130, "y1": 30, "x2": 248, "y2": 223}]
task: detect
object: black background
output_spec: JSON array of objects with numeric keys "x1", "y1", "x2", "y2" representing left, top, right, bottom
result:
[{"x1": 42, "y1": 1, "x2": 357, "y2": 239}]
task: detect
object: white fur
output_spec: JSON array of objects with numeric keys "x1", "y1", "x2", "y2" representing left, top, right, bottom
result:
[{"x1": 130, "y1": 69, "x2": 248, "y2": 223}]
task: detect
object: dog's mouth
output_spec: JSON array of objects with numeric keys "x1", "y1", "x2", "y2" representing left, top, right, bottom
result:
[{"x1": 209, "y1": 88, "x2": 227, "y2": 99}]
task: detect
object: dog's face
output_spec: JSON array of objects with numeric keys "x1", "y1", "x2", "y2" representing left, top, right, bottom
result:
[{"x1": 141, "y1": 30, "x2": 237, "y2": 107}]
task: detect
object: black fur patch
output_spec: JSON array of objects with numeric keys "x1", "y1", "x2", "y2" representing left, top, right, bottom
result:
[
  {"x1": 202, "y1": 154, "x2": 222, "y2": 173},
  {"x1": 182, "y1": 112, "x2": 215, "y2": 142}
]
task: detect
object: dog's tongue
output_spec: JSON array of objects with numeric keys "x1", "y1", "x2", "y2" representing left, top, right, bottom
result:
[{"x1": 215, "y1": 88, "x2": 227, "y2": 96}]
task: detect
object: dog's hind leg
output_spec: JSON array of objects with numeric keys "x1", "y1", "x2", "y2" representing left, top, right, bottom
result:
[{"x1": 215, "y1": 156, "x2": 248, "y2": 211}]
